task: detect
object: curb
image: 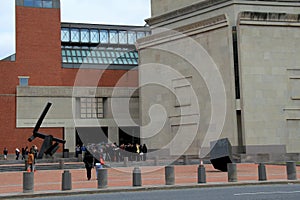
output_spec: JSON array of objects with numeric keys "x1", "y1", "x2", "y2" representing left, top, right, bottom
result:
[{"x1": 1, "y1": 180, "x2": 300, "y2": 199}]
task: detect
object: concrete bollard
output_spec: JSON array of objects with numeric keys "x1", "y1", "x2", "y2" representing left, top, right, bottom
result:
[
  {"x1": 132, "y1": 167, "x2": 142, "y2": 187},
  {"x1": 97, "y1": 168, "x2": 108, "y2": 189},
  {"x1": 227, "y1": 163, "x2": 237, "y2": 182},
  {"x1": 124, "y1": 157, "x2": 129, "y2": 167},
  {"x1": 286, "y1": 161, "x2": 297, "y2": 180},
  {"x1": 198, "y1": 164, "x2": 206, "y2": 184},
  {"x1": 23, "y1": 172, "x2": 34, "y2": 193},
  {"x1": 258, "y1": 163, "x2": 267, "y2": 181},
  {"x1": 59, "y1": 159, "x2": 64, "y2": 170},
  {"x1": 183, "y1": 155, "x2": 189, "y2": 165},
  {"x1": 165, "y1": 166, "x2": 175, "y2": 185},
  {"x1": 154, "y1": 156, "x2": 159, "y2": 166},
  {"x1": 61, "y1": 170, "x2": 72, "y2": 191}
]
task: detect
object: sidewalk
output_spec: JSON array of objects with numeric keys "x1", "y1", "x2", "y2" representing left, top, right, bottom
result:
[{"x1": 0, "y1": 163, "x2": 299, "y2": 199}]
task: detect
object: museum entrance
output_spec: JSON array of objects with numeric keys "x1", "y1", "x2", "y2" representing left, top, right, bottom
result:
[
  {"x1": 119, "y1": 126, "x2": 140, "y2": 145},
  {"x1": 76, "y1": 127, "x2": 108, "y2": 146}
]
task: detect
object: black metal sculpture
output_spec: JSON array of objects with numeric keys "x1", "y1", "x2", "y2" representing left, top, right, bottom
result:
[{"x1": 28, "y1": 102, "x2": 66, "y2": 159}]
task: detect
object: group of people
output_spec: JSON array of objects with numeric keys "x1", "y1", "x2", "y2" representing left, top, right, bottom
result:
[
  {"x1": 82, "y1": 142, "x2": 148, "y2": 180},
  {"x1": 2, "y1": 146, "x2": 38, "y2": 172}
]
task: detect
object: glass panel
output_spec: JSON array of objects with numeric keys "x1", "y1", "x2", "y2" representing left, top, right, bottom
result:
[
  {"x1": 115, "y1": 51, "x2": 120, "y2": 58},
  {"x1": 109, "y1": 30, "x2": 118, "y2": 44},
  {"x1": 73, "y1": 57, "x2": 78, "y2": 63},
  {"x1": 103, "y1": 58, "x2": 108, "y2": 64},
  {"x1": 91, "y1": 51, "x2": 96, "y2": 57},
  {"x1": 88, "y1": 57, "x2": 94, "y2": 64},
  {"x1": 61, "y1": 50, "x2": 66, "y2": 56},
  {"x1": 35, "y1": 0, "x2": 42, "y2": 7},
  {"x1": 61, "y1": 28, "x2": 70, "y2": 42},
  {"x1": 71, "y1": 50, "x2": 76, "y2": 56},
  {"x1": 81, "y1": 50, "x2": 86, "y2": 57},
  {"x1": 133, "y1": 59, "x2": 138, "y2": 65},
  {"x1": 24, "y1": 0, "x2": 34, "y2": 6},
  {"x1": 43, "y1": 0, "x2": 53, "y2": 8},
  {"x1": 66, "y1": 50, "x2": 71, "y2": 56},
  {"x1": 100, "y1": 30, "x2": 109, "y2": 43},
  {"x1": 98, "y1": 58, "x2": 103, "y2": 64},
  {"x1": 127, "y1": 59, "x2": 133, "y2": 65},
  {"x1": 110, "y1": 51, "x2": 115, "y2": 58},
  {"x1": 128, "y1": 31, "x2": 136, "y2": 44},
  {"x1": 71, "y1": 29, "x2": 80, "y2": 43},
  {"x1": 134, "y1": 52, "x2": 138, "y2": 58},
  {"x1": 83, "y1": 58, "x2": 88, "y2": 63},
  {"x1": 78, "y1": 57, "x2": 83, "y2": 63},
  {"x1": 67, "y1": 57, "x2": 73, "y2": 63},
  {"x1": 76, "y1": 50, "x2": 81, "y2": 56},
  {"x1": 137, "y1": 32, "x2": 146, "y2": 39},
  {"x1": 62, "y1": 57, "x2": 67, "y2": 63},
  {"x1": 90, "y1": 29, "x2": 99, "y2": 43},
  {"x1": 106, "y1": 52, "x2": 111, "y2": 57},
  {"x1": 96, "y1": 51, "x2": 101, "y2": 57},
  {"x1": 101, "y1": 51, "x2": 106, "y2": 57},
  {"x1": 122, "y1": 58, "x2": 128, "y2": 64},
  {"x1": 119, "y1": 31, "x2": 127, "y2": 44},
  {"x1": 80, "y1": 29, "x2": 89, "y2": 43}
]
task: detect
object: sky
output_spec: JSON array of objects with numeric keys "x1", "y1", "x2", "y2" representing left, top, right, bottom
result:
[{"x1": 0, "y1": 0, "x2": 151, "y2": 59}]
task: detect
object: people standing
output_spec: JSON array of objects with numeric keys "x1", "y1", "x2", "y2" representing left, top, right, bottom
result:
[
  {"x1": 15, "y1": 148, "x2": 20, "y2": 160},
  {"x1": 3, "y1": 147, "x2": 8, "y2": 160},
  {"x1": 27, "y1": 149, "x2": 35, "y2": 172},
  {"x1": 141, "y1": 144, "x2": 148, "y2": 161},
  {"x1": 83, "y1": 151, "x2": 94, "y2": 180}
]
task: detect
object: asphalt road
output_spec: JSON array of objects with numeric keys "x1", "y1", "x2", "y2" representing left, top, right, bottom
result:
[{"x1": 26, "y1": 184, "x2": 300, "y2": 200}]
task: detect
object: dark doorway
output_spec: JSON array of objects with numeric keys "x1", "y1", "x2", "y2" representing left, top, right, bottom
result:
[
  {"x1": 76, "y1": 127, "x2": 108, "y2": 146},
  {"x1": 119, "y1": 127, "x2": 140, "y2": 145}
]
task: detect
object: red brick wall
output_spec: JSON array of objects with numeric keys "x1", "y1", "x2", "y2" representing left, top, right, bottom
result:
[{"x1": 0, "y1": 5, "x2": 138, "y2": 155}]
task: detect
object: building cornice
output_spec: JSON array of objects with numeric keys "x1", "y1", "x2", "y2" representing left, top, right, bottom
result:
[{"x1": 146, "y1": 0, "x2": 300, "y2": 26}]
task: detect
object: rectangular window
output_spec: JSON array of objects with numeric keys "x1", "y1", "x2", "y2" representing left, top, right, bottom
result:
[
  {"x1": 80, "y1": 98, "x2": 104, "y2": 119},
  {"x1": 71, "y1": 29, "x2": 80, "y2": 43},
  {"x1": 80, "y1": 29, "x2": 90, "y2": 43},
  {"x1": 90, "y1": 29, "x2": 99, "y2": 43},
  {"x1": 24, "y1": 0, "x2": 34, "y2": 6},
  {"x1": 18, "y1": 76, "x2": 30, "y2": 87},
  {"x1": 100, "y1": 30, "x2": 109, "y2": 44},
  {"x1": 109, "y1": 30, "x2": 118, "y2": 44}
]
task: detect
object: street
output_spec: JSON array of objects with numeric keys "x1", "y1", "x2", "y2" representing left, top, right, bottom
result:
[{"x1": 27, "y1": 184, "x2": 300, "y2": 200}]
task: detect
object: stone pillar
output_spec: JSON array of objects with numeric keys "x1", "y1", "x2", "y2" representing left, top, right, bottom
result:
[
  {"x1": 62, "y1": 170, "x2": 72, "y2": 191},
  {"x1": 286, "y1": 161, "x2": 297, "y2": 180},
  {"x1": 132, "y1": 167, "x2": 142, "y2": 187},
  {"x1": 198, "y1": 164, "x2": 206, "y2": 184},
  {"x1": 97, "y1": 168, "x2": 108, "y2": 189},
  {"x1": 23, "y1": 172, "x2": 34, "y2": 193},
  {"x1": 258, "y1": 163, "x2": 267, "y2": 181},
  {"x1": 165, "y1": 165, "x2": 175, "y2": 185},
  {"x1": 227, "y1": 163, "x2": 237, "y2": 182}
]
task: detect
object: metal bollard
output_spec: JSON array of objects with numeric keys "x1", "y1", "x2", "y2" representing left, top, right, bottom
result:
[
  {"x1": 62, "y1": 170, "x2": 72, "y2": 191},
  {"x1": 97, "y1": 168, "x2": 108, "y2": 189},
  {"x1": 227, "y1": 163, "x2": 237, "y2": 182},
  {"x1": 23, "y1": 172, "x2": 34, "y2": 193},
  {"x1": 124, "y1": 157, "x2": 129, "y2": 167},
  {"x1": 198, "y1": 164, "x2": 206, "y2": 184},
  {"x1": 132, "y1": 167, "x2": 142, "y2": 187},
  {"x1": 59, "y1": 159, "x2": 64, "y2": 170},
  {"x1": 165, "y1": 166, "x2": 175, "y2": 185},
  {"x1": 258, "y1": 163, "x2": 267, "y2": 181},
  {"x1": 286, "y1": 161, "x2": 297, "y2": 180}
]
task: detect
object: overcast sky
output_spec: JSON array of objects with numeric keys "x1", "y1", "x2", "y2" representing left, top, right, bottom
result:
[{"x1": 0, "y1": 0, "x2": 151, "y2": 59}]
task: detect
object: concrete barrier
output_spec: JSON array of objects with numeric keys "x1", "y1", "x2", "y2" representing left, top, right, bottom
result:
[
  {"x1": 132, "y1": 167, "x2": 142, "y2": 187},
  {"x1": 124, "y1": 157, "x2": 129, "y2": 167},
  {"x1": 286, "y1": 161, "x2": 297, "y2": 180},
  {"x1": 258, "y1": 163, "x2": 267, "y2": 181},
  {"x1": 61, "y1": 170, "x2": 72, "y2": 191},
  {"x1": 23, "y1": 172, "x2": 34, "y2": 193},
  {"x1": 97, "y1": 168, "x2": 108, "y2": 189},
  {"x1": 227, "y1": 163, "x2": 237, "y2": 182},
  {"x1": 198, "y1": 164, "x2": 206, "y2": 184},
  {"x1": 165, "y1": 166, "x2": 175, "y2": 185}
]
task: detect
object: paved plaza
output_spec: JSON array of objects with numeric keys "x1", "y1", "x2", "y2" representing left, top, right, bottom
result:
[{"x1": 0, "y1": 162, "x2": 299, "y2": 198}]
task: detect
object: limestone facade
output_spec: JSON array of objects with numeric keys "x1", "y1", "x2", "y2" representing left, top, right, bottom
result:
[{"x1": 138, "y1": 0, "x2": 300, "y2": 160}]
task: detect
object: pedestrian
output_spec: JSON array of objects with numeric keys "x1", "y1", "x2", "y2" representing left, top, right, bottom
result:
[
  {"x1": 15, "y1": 148, "x2": 20, "y2": 160},
  {"x1": 21, "y1": 147, "x2": 26, "y2": 160},
  {"x1": 141, "y1": 144, "x2": 148, "y2": 161},
  {"x1": 81, "y1": 144, "x2": 87, "y2": 160},
  {"x1": 3, "y1": 147, "x2": 8, "y2": 160},
  {"x1": 75, "y1": 145, "x2": 81, "y2": 158},
  {"x1": 83, "y1": 151, "x2": 94, "y2": 180},
  {"x1": 27, "y1": 149, "x2": 35, "y2": 172}
]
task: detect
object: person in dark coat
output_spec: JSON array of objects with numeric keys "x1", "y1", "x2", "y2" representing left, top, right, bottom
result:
[
  {"x1": 141, "y1": 144, "x2": 148, "y2": 161},
  {"x1": 83, "y1": 151, "x2": 94, "y2": 180}
]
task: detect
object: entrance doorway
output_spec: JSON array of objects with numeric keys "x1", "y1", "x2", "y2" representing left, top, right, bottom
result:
[
  {"x1": 76, "y1": 127, "x2": 108, "y2": 146},
  {"x1": 119, "y1": 127, "x2": 140, "y2": 145}
]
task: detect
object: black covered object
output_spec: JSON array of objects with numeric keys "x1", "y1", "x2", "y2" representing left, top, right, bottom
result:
[{"x1": 210, "y1": 138, "x2": 233, "y2": 172}]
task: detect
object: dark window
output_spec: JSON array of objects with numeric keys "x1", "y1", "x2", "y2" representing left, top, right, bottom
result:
[{"x1": 23, "y1": 0, "x2": 53, "y2": 8}]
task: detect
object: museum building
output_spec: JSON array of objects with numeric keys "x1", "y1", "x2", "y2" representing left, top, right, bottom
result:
[{"x1": 0, "y1": 0, "x2": 150, "y2": 155}]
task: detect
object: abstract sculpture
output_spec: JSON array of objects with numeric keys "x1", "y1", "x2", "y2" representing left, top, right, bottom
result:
[{"x1": 28, "y1": 102, "x2": 66, "y2": 159}]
